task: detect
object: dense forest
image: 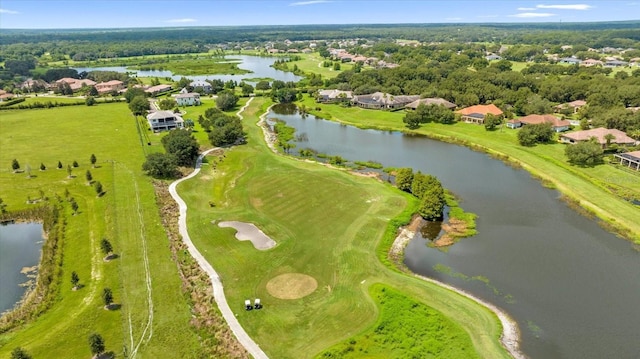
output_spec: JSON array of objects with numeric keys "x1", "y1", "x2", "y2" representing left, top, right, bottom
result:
[
  {"x1": 1, "y1": 23, "x2": 639, "y2": 135},
  {"x1": 1, "y1": 22, "x2": 640, "y2": 60}
]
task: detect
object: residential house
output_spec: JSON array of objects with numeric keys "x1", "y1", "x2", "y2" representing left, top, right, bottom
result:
[
  {"x1": 560, "y1": 128, "x2": 636, "y2": 148},
  {"x1": 316, "y1": 89, "x2": 353, "y2": 103},
  {"x1": 405, "y1": 98, "x2": 456, "y2": 110},
  {"x1": 629, "y1": 58, "x2": 640, "y2": 67},
  {"x1": 190, "y1": 80, "x2": 212, "y2": 93},
  {"x1": 175, "y1": 91, "x2": 201, "y2": 106},
  {"x1": 19, "y1": 79, "x2": 49, "y2": 92},
  {"x1": 614, "y1": 151, "x2": 640, "y2": 171},
  {"x1": 555, "y1": 100, "x2": 587, "y2": 114},
  {"x1": 581, "y1": 59, "x2": 603, "y2": 67},
  {"x1": 485, "y1": 54, "x2": 502, "y2": 61},
  {"x1": 145, "y1": 84, "x2": 173, "y2": 96},
  {"x1": 352, "y1": 92, "x2": 420, "y2": 110},
  {"x1": 510, "y1": 114, "x2": 571, "y2": 132},
  {"x1": 95, "y1": 80, "x2": 124, "y2": 94},
  {"x1": 55, "y1": 77, "x2": 97, "y2": 91},
  {"x1": 146, "y1": 111, "x2": 184, "y2": 132},
  {"x1": 604, "y1": 60, "x2": 628, "y2": 67},
  {"x1": 559, "y1": 57, "x2": 582, "y2": 65},
  {"x1": 455, "y1": 104, "x2": 503, "y2": 124},
  {"x1": 0, "y1": 90, "x2": 15, "y2": 102}
]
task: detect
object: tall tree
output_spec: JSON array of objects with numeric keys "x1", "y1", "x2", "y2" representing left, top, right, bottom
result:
[
  {"x1": 142, "y1": 153, "x2": 178, "y2": 178},
  {"x1": 71, "y1": 271, "x2": 80, "y2": 289},
  {"x1": 158, "y1": 97, "x2": 178, "y2": 110},
  {"x1": 161, "y1": 130, "x2": 199, "y2": 166},
  {"x1": 88, "y1": 333, "x2": 105, "y2": 357},
  {"x1": 129, "y1": 96, "x2": 150, "y2": 116},
  {"x1": 565, "y1": 140, "x2": 604, "y2": 166},
  {"x1": 94, "y1": 181, "x2": 103, "y2": 196},
  {"x1": 10, "y1": 347, "x2": 32, "y2": 359},
  {"x1": 394, "y1": 168, "x2": 414, "y2": 192},
  {"x1": 215, "y1": 91, "x2": 239, "y2": 111},
  {"x1": 100, "y1": 238, "x2": 113, "y2": 257},
  {"x1": 102, "y1": 288, "x2": 113, "y2": 308},
  {"x1": 86, "y1": 170, "x2": 93, "y2": 184},
  {"x1": 90, "y1": 154, "x2": 97, "y2": 167},
  {"x1": 11, "y1": 159, "x2": 20, "y2": 172}
]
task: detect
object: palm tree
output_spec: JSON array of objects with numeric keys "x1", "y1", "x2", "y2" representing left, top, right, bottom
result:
[{"x1": 604, "y1": 133, "x2": 616, "y2": 148}]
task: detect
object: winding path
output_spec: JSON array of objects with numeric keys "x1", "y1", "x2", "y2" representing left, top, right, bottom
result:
[{"x1": 168, "y1": 98, "x2": 268, "y2": 359}]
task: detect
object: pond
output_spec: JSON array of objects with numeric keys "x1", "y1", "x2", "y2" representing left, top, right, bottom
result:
[
  {"x1": 73, "y1": 55, "x2": 303, "y2": 83},
  {"x1": 269, "y1": 104, "x2": 640, "y2": 359},
  {"x1": 0, "y1": 222, "x2": 44, "y2": 314}
]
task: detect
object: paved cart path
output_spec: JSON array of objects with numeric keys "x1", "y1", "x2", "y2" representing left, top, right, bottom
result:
[{"x1": 168, "y1": 98, "x2": 268, "y2": 359}]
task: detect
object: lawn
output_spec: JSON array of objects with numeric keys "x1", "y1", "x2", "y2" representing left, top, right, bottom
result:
[
  {"x1": 176, "y1": 97, "x2": 511, "y2": 358},
  {"x1": 296, "y1": 97, "x2": 640, "y2": 242},
  {"x1": 289, "y1": 53, "x2": 355, "y2": 79},
  {"x1": 0, "y1": 103, "x2": 203, "y2": 358}
]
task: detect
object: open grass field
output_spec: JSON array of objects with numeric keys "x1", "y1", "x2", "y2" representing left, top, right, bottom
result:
[
  {"x1": 289, "y1": 53, "x2": 355, "y2": 79},
  {"x1": 0, "y1": 103, "x2": 203, "y2": 358},
  {"x1": 177, "y1": 97, "x2": 511, "y2": 358},
  {"x1": 297, "y1": 97, "x2": 640, "y2": 243}
]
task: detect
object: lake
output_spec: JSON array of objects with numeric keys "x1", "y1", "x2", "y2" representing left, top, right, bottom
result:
[
  {"x1": 73, "y1": 55, "x2": 303, "y2": 83},
  {"x1": 0, "y1": 222, "x2": 44, "y2": 314},
  {"x1": 270, "y1": 104, "x2": 640, "y2": 359}
]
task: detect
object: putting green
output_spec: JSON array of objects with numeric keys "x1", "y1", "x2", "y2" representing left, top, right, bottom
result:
[{"x1": 266, "y1": 273, "x2": 318, "y2": 299}]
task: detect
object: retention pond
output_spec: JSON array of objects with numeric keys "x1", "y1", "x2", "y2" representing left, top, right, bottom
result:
[{"x1": 270, "y1": 104, "x2": 640, "y2": 359}]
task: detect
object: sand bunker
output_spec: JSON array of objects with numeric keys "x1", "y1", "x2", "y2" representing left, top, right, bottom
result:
[
  {"x1": 266, "y1": 273, "x2": 318, "y2": 300},
  {"x1": 217, "y1": 221, "x2": 276, "y2": 250}
]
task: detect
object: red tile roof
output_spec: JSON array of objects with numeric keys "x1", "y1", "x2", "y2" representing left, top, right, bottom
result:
[
  {"x1": 518, "y1": 114, "x2": 571, "y2": 128},
  {"x1": 456, "y1": 104, "x2": 503, "y2": 116}
]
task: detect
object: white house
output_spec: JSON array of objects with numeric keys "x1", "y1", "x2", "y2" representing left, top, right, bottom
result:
[
  {"x1": 189, "y1": 80, "x2": 212, "y2": 93},
  {"x1": 175, "y1": 91, "x2": 201, "y2": 106},
  {"x1": 146, "y1": 111, "x2": 184, "y2": 132}
]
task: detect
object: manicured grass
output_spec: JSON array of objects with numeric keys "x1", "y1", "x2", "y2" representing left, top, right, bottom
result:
[
  {"x1": 130, "y1": 58, "x2": 250, "y2": 76},
  {"x1": 0, "y1": 103, "x2": 202, "y2": 357},
  {"x1": 317, "y1": 284, "x2": 480, "y2": 359},
  {"x1": 289, "y1": 53, "x2": 355, "y2": 79},
  {"x1": 297, "y1": 97, "x2": 640, "y2": 242},
  {"x1": 177, "y1": 97, "x2": 511, "y2": 358}
]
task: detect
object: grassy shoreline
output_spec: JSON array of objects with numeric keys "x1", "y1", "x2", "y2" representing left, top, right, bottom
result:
[{"x1": 296, "y1": 98, "x2": 640, "y2": 243}]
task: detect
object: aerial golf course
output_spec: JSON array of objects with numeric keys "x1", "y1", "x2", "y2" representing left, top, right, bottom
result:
[{"x1": 0, "y1": 97, "x2": 510, "y2": 358}]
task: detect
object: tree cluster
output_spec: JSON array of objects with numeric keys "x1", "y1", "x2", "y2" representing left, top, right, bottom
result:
[
  {"x1": 395, "y1": 168, "x2": 446, "y2": 220},
  {"x1": 517, "y1": 123, "x2": 555, "y2": 146},
  {"x1": 403, "y1": 104, "x2": 455, "y2": 129}
]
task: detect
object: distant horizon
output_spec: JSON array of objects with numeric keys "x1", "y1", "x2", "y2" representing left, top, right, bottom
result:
[
  {"x1": 3, "y1": 19, "x2": 640, "y2": 32},
  {"x1": 1, "y1": 1, "x2": 639, "y2": 30}
]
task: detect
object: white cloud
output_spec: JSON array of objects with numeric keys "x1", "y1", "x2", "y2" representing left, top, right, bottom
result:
[
  {"x1": 517, "y1": 7, "x2": 537, "y2": 10},
  {"x1": 509, "y1": 12, "x2": 556, "y2": 17},
  {"x1": 0, "y1": 8, "x2": 19, "y2": 14},
  {"x1": 165, "y1": 18, "x2": 198, "y2": 23},
  {"x1": 289, "y1": 0, "x2": 331, "y2": 6},
  {"x1": 536, "y1": 4, "x2": 592, "y2": 10}
]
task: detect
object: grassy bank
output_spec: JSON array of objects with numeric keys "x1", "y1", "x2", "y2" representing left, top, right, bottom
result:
[
  {"x1": 297, "y1": 97, "x2": 640, "y2": 243},
  {"x1": 178, "y1": 97, "x2": 510, "y2": 358},
  {"x1": 0, "y1": 103, "x2": 203, "y2": 357}
]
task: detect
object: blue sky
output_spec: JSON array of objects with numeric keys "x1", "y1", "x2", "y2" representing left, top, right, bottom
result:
[{"x1": 0, "y1": 1, "x2": 638, "y2": 29}]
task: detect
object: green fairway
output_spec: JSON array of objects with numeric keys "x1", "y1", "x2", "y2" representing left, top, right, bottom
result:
[
  {"x1": 289, "y1": 53, "x2": 355, "y2": 79},
  {"x1": 297, "y1": 97, "x2": 640, "y2": 243},
  {"x1": 177, "y1": 97, "x2": 511, "y2": 358},
  {"x1": 0, "y1": 104, "x2": 202, "y2": 357}
]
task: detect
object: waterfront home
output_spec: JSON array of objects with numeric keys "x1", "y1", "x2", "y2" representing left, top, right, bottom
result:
[
  {"x1": 511, "y1": 114, "x2": 571, "y2": 132},
  {"x1": 560, "y1": 128, "x2": 636, "y2": 148},
  {"x1": 455, "y1": 104, "x2": 503, "y2": 124},
  {"x1": 95, "y1": 80, "x2": 124, "y2": 94},
  {"x1": 190, "y1": 80, "x2": 212, "y2": 93},
  {"x1": 55, "y1": 77, "x2": 97, "y2": 91},
  {"x1": 614, "y1": 151, "x2": 640, "y2": 171},
  {"x1": 352, "y1": 92, "x2": 420, "y2": 110},
  {"x1": 405, "y1": 98, "x2": 456, "y2": 110},
  {"x1": 316, "y1": 89, "x2": 353, "y2": 103},
  {"x1": 145, "y1": 84, "x2": 173, "y2": 96},
  {"x1": 146, "y1": 110, "x2": 184, "y2": 132}
]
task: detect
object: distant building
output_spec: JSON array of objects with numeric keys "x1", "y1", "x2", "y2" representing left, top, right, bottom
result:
[
  {"x1": 604, "y1": 60, "x2": 628, "y2": 67},
  {"x1": 175, "y1": 92, "x2": 201, "y2": 106},
  {"x1": 146, "y1": 110, "x2": 184, "y2": 132},
  {"x1": 352, "y1": 92, "x2": 420, "y2": 110},
  {"x1": 555, "y1": 100, "x2": 587, "y2": 114},
  {"x1": 405, "y1": 98, "x2": 456, "y2": 110},
  {"x1": 614, "y1": 151, "x2": 640, "y2": 171},
  {"x1": 581, "y1": 59, "x2": 603, "y2": 67},
  {"x1": 316, "y1": 89, "x2": 353, "y2": 103},
  {"x1": 95, "y1": 80, "x2": 124, "y2": 94},
  {"x1": 145, "y1": 84, "x2": 173, "y2": 96},
  {"x1": 190, "y1": 80, "x2": 212, "y2": 93},
  {"x1": 485, "y1": 54, "x2": 502, "y2": 61},
  {"x1": 559, "y1": 57, "x2": 582, "y2": 65},
  {"x1": 55, "y1": 77, "x2": 97, "y2": 91}
]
